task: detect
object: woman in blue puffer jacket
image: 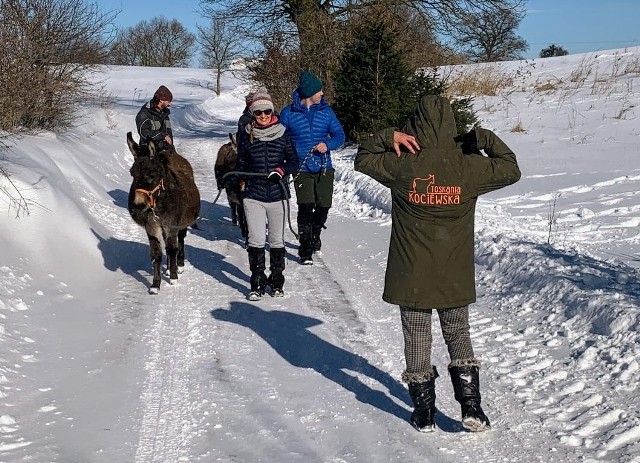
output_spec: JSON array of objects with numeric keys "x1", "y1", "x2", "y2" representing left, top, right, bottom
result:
[
  {"x1": 236, "y1": 89, "x2": 299, "y2": 300},
  {"x1": 279, "y1": 71, "x2": 345, "y2": 265}
]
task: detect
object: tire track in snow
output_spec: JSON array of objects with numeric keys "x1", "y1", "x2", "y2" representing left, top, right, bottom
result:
[
  {"x1": 99, "y1": 161, "x2": 195, "y2": 461},
  {"x1": 286, "y1": 252, "x2": 412, "y2": 413},
  {"x1": 288, "y1": 253, "x2": 367, "y2": 350},
  {"x1": 127, "y1": 140, "x2": 218, "y2": 463},
  {"x1": 133, "y1": 282, "x2": 198, "y2": 463}
]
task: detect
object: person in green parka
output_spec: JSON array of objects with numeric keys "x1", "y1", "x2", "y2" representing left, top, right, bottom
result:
[{"x1": 355, "y1": 95, "x2": 521, "y2": 433}]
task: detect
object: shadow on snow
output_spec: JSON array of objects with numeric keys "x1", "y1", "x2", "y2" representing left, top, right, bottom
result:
[{"x1": 211, "y1": 302, "x2": 416, "y2": 423}]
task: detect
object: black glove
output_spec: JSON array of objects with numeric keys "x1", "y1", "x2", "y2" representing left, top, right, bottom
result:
[
  {"x1": 268, "y1": 167, "x2": 285, "y2": 182},
  {"x1": 156, "y1": 140, "x2": 169, "y2": 151},
  {"x1": 457, "y1": 128, "x2": 480, "y2": 155}
]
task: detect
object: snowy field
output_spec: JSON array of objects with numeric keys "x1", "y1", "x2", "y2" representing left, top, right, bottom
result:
[{"x1": 1, "y1": 48, "x2": 639, "y2": 462}]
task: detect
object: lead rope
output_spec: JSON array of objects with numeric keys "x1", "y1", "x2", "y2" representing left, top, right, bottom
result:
[
  {"x1": 220, "y1": 171, "x2": 299, "y2": 240},
  {"x1": 292, "y1": 148, "x2": 315, "y2": 181},
  {"x1": 293, "y1": 148, "x2": 329, "y2": 180}
]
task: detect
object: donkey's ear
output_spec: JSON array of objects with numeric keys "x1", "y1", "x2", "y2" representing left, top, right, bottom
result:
[
  {"x1": 229, "y1": 132, "x2": 237, "y2": 147},
  {"x1": 126, "y1": 132, "x2": 140, "y2": 157},
  {"x1": 147, "y1": 139, "x2": 157, "y2": 159}
]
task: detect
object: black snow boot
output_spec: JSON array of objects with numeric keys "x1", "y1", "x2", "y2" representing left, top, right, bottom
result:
[
  {"x1": 297, "y1": 203, "x2": 314, "y2": 264},
  {"x1": 448, "y1": 363, "x2": 491, "y2": 432},
  {"x1": 298, "y1": 223, "x2": 314, "y2": 264},
  {"x1": 311, "y1": 206, "x2": 329, "y2": 253},
  {"x1": 408, "y1": 366, "x2": 439, "y2": 432},
  {"x1": 311, "y1": 230, "x2": 322, "y2": 253},
  {"x1": 247, "y1": 246, "x2": 267, "y2": 300},
  {"x1": 267, "y1": 247, "x2": 286, "y2": 297}
]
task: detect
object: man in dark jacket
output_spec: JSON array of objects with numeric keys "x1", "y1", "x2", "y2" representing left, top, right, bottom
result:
[
  {"x1": 135, "y1": 85, "x2": 174, "y2": 150},
  {"x1": 280, "y1": 71, "x2": 345, "y2": 265},
  {"x1": 355, "y1": 95, "x2": 521, "y2": 433}
]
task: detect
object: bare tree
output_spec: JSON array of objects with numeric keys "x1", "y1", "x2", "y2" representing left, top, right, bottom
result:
[
  {"x1": 197, "y1": 19, "x2": 244, "y2": 95},
  {"x1": 246, "y1": 33, "x2": 303, "y2": 109},
  {"x1": 198, "y1": 0, "x2": 525, "y2": 59},
  {"x1": 0, "y1": 0, "x2": 117, "y2": 132},
  {"x1": 0, "y1": 136, "x2": 28, "y2": 216},
  {"x1": 198, "y1": 0, "x2": 524, "y2": 99},
  {"x1": 453, "y1": 7, "x2": 528, "y2": 62},
  {"x1": 347, "y1": 4, "x2": 464, "y2": 68},
  {"x1": 109, "y1": 17, "x2": 196, "y2": 67}
]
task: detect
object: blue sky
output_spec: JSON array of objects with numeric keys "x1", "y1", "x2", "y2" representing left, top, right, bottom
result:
[
  {"x1": 520, "y1": 0, "x2": 640, "y2": 57},
  {"x1": 100, "y1": 0, "x2": 640, "y2": 60}
]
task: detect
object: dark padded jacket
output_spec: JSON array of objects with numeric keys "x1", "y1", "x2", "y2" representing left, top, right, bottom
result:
[
  {"x1": 135, "y1": 100, "x2": 173, "y2": 148},
  {"x1": 236, "y1": 125, "x2": 299, "y2": 203},
  {"x1": 355, "y1": 95, "x2": 521, "y2": 309},
  {"x1": 236, "y1": 107, "x2": 252, "y2": 141}
]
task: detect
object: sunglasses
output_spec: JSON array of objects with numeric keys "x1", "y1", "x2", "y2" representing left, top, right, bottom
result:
[{"x1": 253, "y1": 109, "x2": 273, "y2": 117}]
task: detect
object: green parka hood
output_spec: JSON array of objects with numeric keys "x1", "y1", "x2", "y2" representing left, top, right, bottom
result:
[{"x1": 404, "y1": 95, "x2": 458, "y2": 151}]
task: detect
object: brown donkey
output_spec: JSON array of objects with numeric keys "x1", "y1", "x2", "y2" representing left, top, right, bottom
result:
[
  {"x1": 126, "y1": 132, "x2": 201, "y2": 293},
  {"x1": 215, "y1": 133, "x2": 248, "y2": 242}
]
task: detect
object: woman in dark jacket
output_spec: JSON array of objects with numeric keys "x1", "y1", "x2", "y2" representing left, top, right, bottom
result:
[{"x1": 236, "y1": 89, "x2": 299, "y2": 300}]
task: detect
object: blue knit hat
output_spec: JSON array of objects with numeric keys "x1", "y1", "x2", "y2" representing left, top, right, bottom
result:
[{"x1": 298, "y1": 71, "x2": 323, "y2": 98}]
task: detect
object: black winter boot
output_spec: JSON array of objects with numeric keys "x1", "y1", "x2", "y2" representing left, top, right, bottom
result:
[
  {"x1": 311, "y1": 206, "x2": 329, "y2": 253},
  {"x1": 267, "y1": 247, "x2": 286, "y2": 297},
  {"x1": 297, "y1": 203, "x2": 314, "y2": 264},
  {"x1": 448, "y1": 363, "x2": 491, "y2": 432},
  {"x1": 298, "y1": 223, "x2": 314, "y2": 264},
  {"x1": 408, "y1": 366, "x2": 439, "y2": 432},
  {"x1": 247, "y1": 246, "x2": 267, "y2": 300},
  {"x1": 311, "y1": 231, "x2": 322, "y2": 253}
]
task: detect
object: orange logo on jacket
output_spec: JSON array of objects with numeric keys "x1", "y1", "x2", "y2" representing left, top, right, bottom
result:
[{"x1": 408, "y1": 174, "x2": 461, "y2": 205}]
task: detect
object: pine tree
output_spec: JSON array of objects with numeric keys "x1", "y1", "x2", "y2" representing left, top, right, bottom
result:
[
  {"x1": 334, "y1": 19, "x2": 477, "y2": 142},
  {"x1": 334, "y1": 20, "x2": 414, "y2": 142}
]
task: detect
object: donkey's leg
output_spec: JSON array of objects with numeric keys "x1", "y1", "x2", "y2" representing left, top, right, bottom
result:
[
  {"x1": 166, "y1": 233, "x2": 180, "y2": 283},
  {"x1": 177, "y1": 227, "x2": 187, "y2": 271},
  {"x1": 231, "y1": 202, "x2": 238, "y2": 226},
  {"x1": 237, "y1": 199, "x2": 248, "y2": 239},
  {"x1": 148, "y1": 234, "x2": 163, "y2": 294}
]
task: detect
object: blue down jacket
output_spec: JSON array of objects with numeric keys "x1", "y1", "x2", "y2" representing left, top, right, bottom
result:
[
  {"x1": 279, "y1": 91, "x2": 345, "y2": 174},
  {"x1": 236, "y1": 127, "x2": 299, "y2": 203}
]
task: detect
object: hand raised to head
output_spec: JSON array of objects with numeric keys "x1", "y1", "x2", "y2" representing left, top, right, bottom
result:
[{"x1": 393, "y1": 131, "x2": 420, "y2": 157}]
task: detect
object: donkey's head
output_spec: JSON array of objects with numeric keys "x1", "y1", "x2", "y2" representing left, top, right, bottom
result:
[
  {"x1": 217, "y1": 132, "x2": 238, "y2": 170},
  {"x1": 126, "y1": 131, "x2": 171, "y2": 160},
  {"x1": 127, "y1": 132, "x2": 167, "y2": 209}
]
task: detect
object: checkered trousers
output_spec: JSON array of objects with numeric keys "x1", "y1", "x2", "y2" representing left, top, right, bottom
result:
[{"x1": 400, "y1": 305, "x2": 475, "y2": 383}]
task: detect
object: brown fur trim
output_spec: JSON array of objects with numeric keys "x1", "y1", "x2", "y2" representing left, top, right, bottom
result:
[
  {"x1": 448, "y1": 358, "x2": 481, "y2": 369},
  {"x1": 402, "y1": 368, "x2": 438, "y2": 384}
]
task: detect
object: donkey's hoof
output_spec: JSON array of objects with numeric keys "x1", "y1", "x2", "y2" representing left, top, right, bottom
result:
[
  {"x1": 149, "y1": 286, "x2": 160, "y2": 295},
  {"x1": 177, "y1": 265, "x2": 185, "y2": 274},
  {"x1": 169, "y1": 278, "x2": 178, "y2": 285}
]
